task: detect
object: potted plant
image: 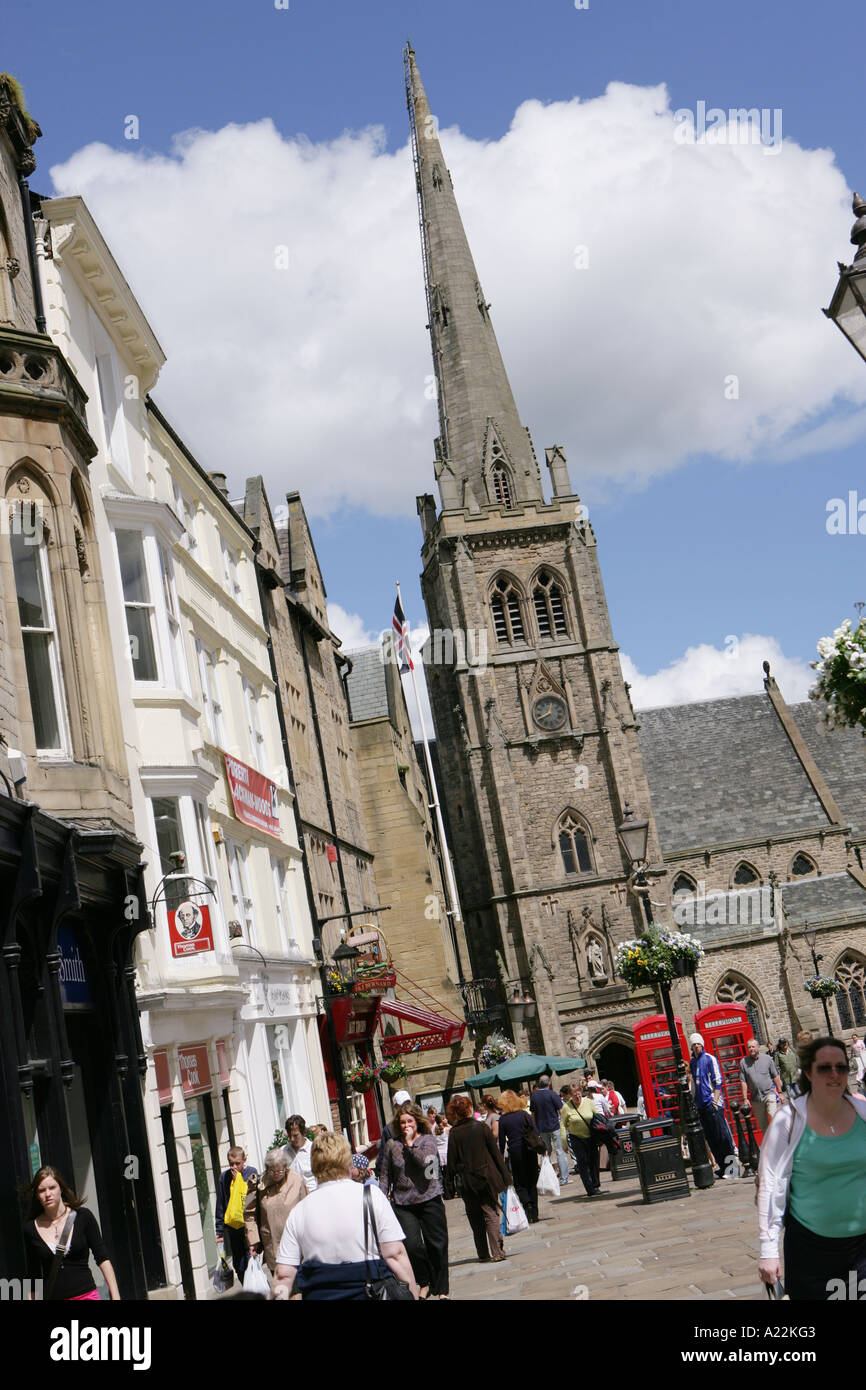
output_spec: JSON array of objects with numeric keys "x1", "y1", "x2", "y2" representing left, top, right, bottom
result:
[
  {"x1": 377, "y1": 1057, "x2": 407, "y2": 1084},
  {"x1": 804, "y1": 975, "x2": 841, "y2": 1001},
  {"x1": 811, "y1": 619, "x2": 866, "y2": 733},
  {"x1": 325, "y1": 968, "x2": 350, "y2": 996},
  {"x1": 614, "y1": 926, "x2": 704, "y2": 991},
  {"x1": 478, "y1": 1032, "x2": 518, "y2": 1069}
]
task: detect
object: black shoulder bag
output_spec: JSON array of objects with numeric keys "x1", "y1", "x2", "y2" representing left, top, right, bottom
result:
[
  {"x1": 44, "y1": 1211, "x2": 76, "y2": 1302},
  {"x1": 522, "y1": 1113, "x2": 546, "y2": 1156},
  {"x1": 362, "y1": 1186, "x2": 415, "y2": 1301}
]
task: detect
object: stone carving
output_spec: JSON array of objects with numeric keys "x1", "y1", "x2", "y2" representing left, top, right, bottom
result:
[
  {"x1": 17, "y1": 150, "x2": 37, "y2": 177},
  {"x1": 566, "y1": 1025, "x2": 589, "y2": 1055},
  {"x1": 431, "y1": 163, "x2": 443, "y2": 190},
  {"x1": 5, "y1": 257, "x2": 20, "y2": 280},
  {"x1": 586, "y1": 936, "x2": 606, "y2": 980}
]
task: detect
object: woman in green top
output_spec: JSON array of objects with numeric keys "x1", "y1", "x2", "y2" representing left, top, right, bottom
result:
[
  {"x1": 560, "y1": 1086, "x2": 600, "y2": 1197},
  {"x1": 757, "y1": 1037, "x2": 866, "y2": 1299}
]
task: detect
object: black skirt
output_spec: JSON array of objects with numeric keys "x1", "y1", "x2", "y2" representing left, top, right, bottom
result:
[{"x1": 783, "y1": 1210, "x2": 866, "y2": 1301}]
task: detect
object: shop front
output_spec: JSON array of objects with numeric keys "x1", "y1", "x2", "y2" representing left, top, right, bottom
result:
[
  {"x1": 318, "y1": 995, "x2": 383, "y2": 1153},
  {"x1": 0, "y1": 796, "x2": 165, "y2": 1296}
]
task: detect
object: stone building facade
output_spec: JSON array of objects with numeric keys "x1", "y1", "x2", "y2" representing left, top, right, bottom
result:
[
  {"x1": 345, "y1": 645, "x2": 475, "y2": 1103},
  {"x1": 405, "y1": 47, "x2": 866, "y2": 1101}
]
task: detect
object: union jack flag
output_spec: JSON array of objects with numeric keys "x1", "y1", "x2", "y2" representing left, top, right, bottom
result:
[{"x1": 392, "y1": 593, "x2": 414, "y2": 672}]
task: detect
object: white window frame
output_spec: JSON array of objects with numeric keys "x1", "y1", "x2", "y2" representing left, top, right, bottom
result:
[
  {"x1": 11, "y1": 528, "x2": 71, "y2": 758},
  {"x1": 243, "y1": 678, "x2": 266, "y2": 773},
  {"x1": 90, "y1": 309, "x2": 133, "y2": 483},
  {"x1": 226, "y1": 839, "x2": 256, "y2": 946},
  {"x1": 116, "y1": 529, "x2": 159, "y2": 685},
  {"x1": 221, "y1": 540, "x2": 242, "y2": 602},
  {"x1": 196, "y1": 640, "x2": 227, "y2": 747},
  {"x1": 194, "y1": 800, "x2": 220, "y2": 903},
  {"x1": 147, "y1": 793, "x2": 228, "y2": 961},
  {"x1": 270, "y1": 854, "x2": 297, "y2": 954},
  {"x1": 157, "y1": 542, "x2": 188, "y2": 692},
  {"x1": 173, "y1": 484, "x2": 198, "y2": 553}
]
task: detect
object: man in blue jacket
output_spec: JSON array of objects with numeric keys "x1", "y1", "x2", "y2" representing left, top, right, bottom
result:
[
  {"x1": 689, "y1": 1035, "x2": 738, "y2": 1179},
  {"x1": 529, "y1": 1076, "x2": 569, "y2": 1185},
  {"x1": 215, "y1": 1145, "x2": 258, "y2": 1278}
]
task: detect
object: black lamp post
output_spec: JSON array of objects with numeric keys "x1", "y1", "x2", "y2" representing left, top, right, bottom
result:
[
  {"x1": 803, "y1": 924, "x2": 835, "y2": 1036},
  {"x1": 825, "y1": 193, "x2": 866, "y2": 362},
  {"x1": 617, "y1": 806, "x2": 715, "y2": 1190}
]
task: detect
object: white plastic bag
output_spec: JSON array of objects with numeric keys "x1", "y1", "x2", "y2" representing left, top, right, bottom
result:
[
  {"x1": 243, "y1": 1253, "x2": 271, "y2": 1296},
  {"x1": 504, "y1": 1185, "x2": 529, "y2": 1234},
  {"x1": 537, "y1": 1154, "x2": 560, "y2": 1198}
]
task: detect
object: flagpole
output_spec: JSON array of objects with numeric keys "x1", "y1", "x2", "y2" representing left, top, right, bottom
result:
[{"x1": 395, "y1": 582, "x2": 465, "y2": 975}]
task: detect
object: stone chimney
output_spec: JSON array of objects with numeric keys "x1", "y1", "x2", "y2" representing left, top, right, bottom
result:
[{"x1": 210, "y1": 471, "x2": 229, "y2": 498}]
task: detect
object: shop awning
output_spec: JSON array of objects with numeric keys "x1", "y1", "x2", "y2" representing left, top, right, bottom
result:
[{"x1": 379, "y1": 999, "x2": 466, "y2": 1056}]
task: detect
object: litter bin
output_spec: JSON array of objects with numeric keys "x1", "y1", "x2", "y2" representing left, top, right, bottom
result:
[
  {"x1": 610, "y1": 1114, "x2": 638, "y2": 1181},
  {"x1": 630, "y1": 1117, "x2": 690, "y2": 1204}
]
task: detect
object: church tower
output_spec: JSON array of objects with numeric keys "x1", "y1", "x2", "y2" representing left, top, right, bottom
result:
[{"x1": 406, "y1": 46, "x2": 665, "y2": 1057}]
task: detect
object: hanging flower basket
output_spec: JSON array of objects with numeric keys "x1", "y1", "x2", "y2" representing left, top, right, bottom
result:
[
  {"x1": 614, "y1": 927, "x2": 704, "y2": 991},
  {"x1": 478, "y1": 1032, "x2": 517, "y2": 1069},
  {"x1": 344, "y1": 1063, "x2": 379, "y2": 1093},
  {"x1": 804, "y1": 975, "x2": 841, "y2": 1001},
  {"x1": 810, "y1": 619, "x2": 866, "y2": 733},
  {"x1": 325, "y1": 968, "x2": 350, "y2": 996},
  {"x1": 378, "y1": 1058, "x2": 408, "y2": 1084}
]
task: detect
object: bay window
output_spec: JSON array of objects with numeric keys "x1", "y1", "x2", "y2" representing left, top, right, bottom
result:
[{"x1": 10, "y1": 528, "x2": 69, "y2": 755}]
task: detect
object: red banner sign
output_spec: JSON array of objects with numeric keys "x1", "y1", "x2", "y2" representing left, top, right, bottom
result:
[
  {"x1": 224, "y1": 753, "x2": 280, "y2": 838},
  {"x1": 168, "y1": 901, "x2": 214, "y2": 958},
  {"x1": 153, "y1": 1049, "x2": 172, "y2": 1105},
  {"x1": 179, "y1": 1044, "x2": 212, "y2": 1098}
]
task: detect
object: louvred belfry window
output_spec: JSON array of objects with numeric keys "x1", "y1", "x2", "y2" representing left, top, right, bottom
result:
[
  {"x1": 533, "y1": 570, "x2": 568, "y2": 639},
  {"x1": 491, "y1": 576, "x2": 524, "y2": 645},
  {"x1": 492, "y1": 466, "x2": 513, "y2": 509}
]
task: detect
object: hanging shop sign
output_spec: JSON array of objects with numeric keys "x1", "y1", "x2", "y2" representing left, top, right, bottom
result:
[
  {"x1": 58, "y1": 925, "x2": 92, "y2": 1009},
  {"x1": 330, "y1": 997, "x2": 380, "y2": 1045},
  {"x1": 224, "y1": 753, "x2": 280, "y2": 838},
  {"x1": 153, "y1": 1049, "x2": 173, "y2": 1105},
  {"x1": 168, "y1": 900, "x2": 214, "y2": 958},
  {"x1": 179, "y1": 1044, "x2": 212, "y2": 1098}
]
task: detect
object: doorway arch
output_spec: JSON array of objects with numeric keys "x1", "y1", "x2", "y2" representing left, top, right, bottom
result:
[{"x1": 593, "y1": 1036, "x2": 638, "y2": 1107}]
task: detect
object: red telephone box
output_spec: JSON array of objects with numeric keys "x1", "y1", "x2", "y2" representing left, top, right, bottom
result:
[
  {"x1": 693, "y1": 1003, "x2": 764, "y2": 1145},
  {"x1": 633, "y1": 1014, "x2": 690, "y2": 1125}
]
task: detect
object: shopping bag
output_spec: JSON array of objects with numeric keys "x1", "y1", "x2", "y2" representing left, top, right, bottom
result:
[
  {"x1": 504, "y1": 1185, "x2": 529, "y2": 1235},
  {"x1": 243, "y1": 1253, "x2": 271, "y2": 1296},
  {"x1": 537, "y1": 1155, "x2": 560, "y2": 1198},
  {"x1": 212, "y1": 1253, "x2": 235, "y2": 1293},
  {"x1": 225, "y1": 1171, "x2": 248, "y2": 1229}
]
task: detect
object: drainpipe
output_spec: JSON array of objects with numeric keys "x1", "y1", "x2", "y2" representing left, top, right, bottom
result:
[{"x1": 18, "y1": 176, "x2": 46, "y2": 334}]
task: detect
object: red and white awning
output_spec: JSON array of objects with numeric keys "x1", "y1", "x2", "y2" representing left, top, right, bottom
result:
[{"x1": 379, "y1": 998, "x2": 466, "y2": 1055}]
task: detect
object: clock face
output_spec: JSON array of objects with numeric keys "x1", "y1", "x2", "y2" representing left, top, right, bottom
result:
[{"x1": 532, "y1": 695, "x2": 567, "y2": 731}]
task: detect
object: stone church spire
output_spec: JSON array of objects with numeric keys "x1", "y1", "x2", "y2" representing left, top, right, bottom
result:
[{"x1": 404, "y1": 45, "x2": 544, "y2": 511}]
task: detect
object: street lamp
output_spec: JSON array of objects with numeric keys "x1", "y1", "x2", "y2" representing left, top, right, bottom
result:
[
  {"x1": 617, "y1": 805, "x2": 715, "y2": 1190},
  {"x1": 332, "y1": 938, "x2": 360, "y2": 990},
  {"x1": 505, "y1": 985, "x2": 537, "y2": 1028},
  {"x1": 824, "y1": 193, "x2": 866, "y2": 362},
  {"x1": 803, "y1": 923, "x2": 835, "y2": 1036}
]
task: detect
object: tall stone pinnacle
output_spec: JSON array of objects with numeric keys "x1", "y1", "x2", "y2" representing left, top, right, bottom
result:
[{"x1": 404, "y1": 45, "x2": 543, "y2": 511}]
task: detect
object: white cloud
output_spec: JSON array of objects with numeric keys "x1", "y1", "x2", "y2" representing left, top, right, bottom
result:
[
  {"x1": 328, "y1": 605, "x2": 433, "y2": 737},
  {"x1": 620, "y1": 634, "x2": 815, "y2": 710},
  {"x1": 327, "y1": 603, "x2": 378, "y2": 652},
  {"x1": 48, "y1": 85, "x2": 862, "y2": 520}
]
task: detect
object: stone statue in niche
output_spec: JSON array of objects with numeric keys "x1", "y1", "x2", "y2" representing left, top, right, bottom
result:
[{"x1": 586, "y1": 936, "x2": 607, "y2": 982}]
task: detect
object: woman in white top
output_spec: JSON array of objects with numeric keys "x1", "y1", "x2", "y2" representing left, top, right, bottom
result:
[{"x1": 272, "y1": 1133, "x2": 419, "y2": 1300}]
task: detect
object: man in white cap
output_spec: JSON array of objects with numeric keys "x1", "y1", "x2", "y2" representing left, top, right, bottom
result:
[{"x1": 689, "y1": 1034, "x2": 738, "y2": 1179}]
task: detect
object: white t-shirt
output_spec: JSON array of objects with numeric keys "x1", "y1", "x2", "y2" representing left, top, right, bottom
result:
[
  {"x1": 277, "y1": 1179, "x2": 406, "y2": 1267},
  {"x1": 283, "y1": 1140, "x2": 317, "y2": 1194}
]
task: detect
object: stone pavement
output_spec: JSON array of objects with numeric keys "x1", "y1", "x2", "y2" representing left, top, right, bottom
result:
[{"x1": 445, "y1": 1167, "x2": 765, "y2": 1301}]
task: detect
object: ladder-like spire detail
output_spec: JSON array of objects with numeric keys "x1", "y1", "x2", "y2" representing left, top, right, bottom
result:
[{"x1": 404, "y1": 45, "x2": 543, "y2": 509}]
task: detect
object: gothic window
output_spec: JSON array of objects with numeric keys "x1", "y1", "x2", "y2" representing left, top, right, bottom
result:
[
  {"x1": 733, "y1": 862, "x2": 760, "y2": 887},
  {"x1": 791, "y1": 853, "x2": 817, "y2": 878},
  {"x1": 835, "y1": 954, "x2": 866, "y2": 1030},
  {"x1": 491, "y1": 466, "x2": 513, "y2": 509},
  {"x1": 672, "y1": 872, "x2": 697, "y2": 897},
  {"x1": 558, "y1": 810, "x2": 593, "y2": 875},
  {"x1": 532, "y1": 570, "x2": 568, "y2": 640},
  {"x1": 490, "y1": 576, "x2": 525, "y2": 645},
  {"x1": 9, "y1": 503, "x2": 69, "y2": 754},
  {"x1": 716, "y1": 975, "x2": 765, "y2": 1044}
]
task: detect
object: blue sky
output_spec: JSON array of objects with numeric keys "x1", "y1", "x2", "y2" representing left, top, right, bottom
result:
[{"x1": 8, "y1": 0, "x2": 866, "y2": 702}]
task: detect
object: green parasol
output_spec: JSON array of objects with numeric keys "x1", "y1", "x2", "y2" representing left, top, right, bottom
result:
[{"x1": 464, "y1": 1052, "x2": 586, "y2": 1090}]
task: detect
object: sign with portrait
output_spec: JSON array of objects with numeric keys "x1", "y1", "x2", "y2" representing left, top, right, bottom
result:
[{"x1": 168, "y1": 900, "x2": 214, "y2": 958}]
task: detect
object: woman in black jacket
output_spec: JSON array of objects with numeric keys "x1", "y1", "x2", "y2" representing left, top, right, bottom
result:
[
  {"x1": 498, "y1": 1089, "x2": 541, "y2": 1223},
  {"x1": 445, "y1": 1094, "x2": 512, "y2": 1261},
  {"x1": 22, "y1": 1166, "x2": 120, "y2": 1301}
]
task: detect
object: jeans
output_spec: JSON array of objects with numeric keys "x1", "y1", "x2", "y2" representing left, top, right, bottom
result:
[
  {"x1": 540, "y1": 1129, "x2": 570, "y2": 1184},
  {"x1": 394, "y1": 1196, "x2": 450, "y2": 1296},
  {"x1": 567, "y1": 1133, "x2": 599, "y2": 1195}
]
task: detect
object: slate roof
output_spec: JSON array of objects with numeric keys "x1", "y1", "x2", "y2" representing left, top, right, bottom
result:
[
  {"x1": 790, "y1": 701, "x2": 866, "y2": 837},
  {"x1": 344, "y1": 646, "x2": 390, "y2": 722},
  {"x1": 779, "y1": 872, "x2": 866, "y2": 927},
  {"x1": 638, "y1": 694, "x2": 832, "y2": 853}
]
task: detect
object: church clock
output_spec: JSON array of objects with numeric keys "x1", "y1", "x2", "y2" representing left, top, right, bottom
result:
[{"x1": 532, "y1": 695, "x2": 567, "y2": 732}]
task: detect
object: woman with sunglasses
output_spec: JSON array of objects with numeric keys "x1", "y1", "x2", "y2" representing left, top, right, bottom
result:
[{"x1": 757, "y1": 1036, "x2": 866, "y2": 1299}]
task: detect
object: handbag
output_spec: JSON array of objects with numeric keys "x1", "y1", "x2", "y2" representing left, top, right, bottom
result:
[
  {"x1": 44, "y1": 1211, "x2": 76, "y2": 1302},
  {"x1": 362, "y1": 1185, "x2": 415, "y2": 1301},
  {"x1": 522, "y1": 1114, "x2": 546, "y2": 1156}
]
